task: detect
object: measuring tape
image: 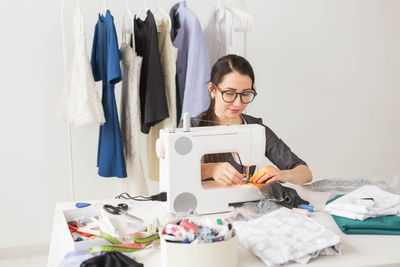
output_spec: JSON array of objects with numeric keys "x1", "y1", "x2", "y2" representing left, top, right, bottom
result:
[
  {"x1": 133, "y1": 233, "x2": 159, "y2": 244},
  {"x1": 89, "y1": 232, "x2": 160, "y2": 254},
  {"x1": 89, "y1": 245, "x2": 145, "y2": 254},
  {"x1": 99, "y1": 232, "x2": 121, "y2": 244}
]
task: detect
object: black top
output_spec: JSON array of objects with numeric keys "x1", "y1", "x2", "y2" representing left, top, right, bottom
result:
[
  {"x1": 134, "y1": 11, "x2": 169, "y2": 134},
  {"x1": 180, "y1": 114, "x2": 307, "y2": 176}
]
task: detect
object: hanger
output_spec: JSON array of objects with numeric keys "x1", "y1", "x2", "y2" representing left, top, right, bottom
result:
[
  {"x1": 241, "y1": 0, "x2": 254, "y2": 31},
  {"x1": 153, "y1": 0, "x2": 172, "y2": 31},
  {"x1": 240, "y1": 0, "x2": 254, "y2": 31},
  {"x1": 75, "y1": 0, "x2": 85, "y2": 33},
  {"x1": 137, "y1": 0, "x2": 149, "y2": 21},
  {"x1": 122, "y1": 0, "x2": 134, "y2": 44},
  {"x1": 225, "y1": 3, "x2": 253, "y2": 32},
  {"x1": 217, "y1": 0, "x2": 228, "y2": 9},
  {"x1": 100, "y1": 0, "x2": 107, "y2": 16}
]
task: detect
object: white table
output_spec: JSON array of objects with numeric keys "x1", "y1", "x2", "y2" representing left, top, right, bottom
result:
[{"x1": 47, "y1": 185, "x2": 400, "y2": 267}]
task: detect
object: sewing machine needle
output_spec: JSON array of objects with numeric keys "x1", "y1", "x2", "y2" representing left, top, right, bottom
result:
[{"x1": 242, "y1": 166, "x2": 250, "y2": 184}]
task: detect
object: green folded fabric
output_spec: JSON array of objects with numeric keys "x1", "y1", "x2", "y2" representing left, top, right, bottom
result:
[{"x1": 326, "y1": 195, "x2": 400, "y2": 235}]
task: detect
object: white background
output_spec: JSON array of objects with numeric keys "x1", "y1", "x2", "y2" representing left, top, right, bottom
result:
[{"x1": 0, "y1": 0, "x2": 399, "y2": 249}]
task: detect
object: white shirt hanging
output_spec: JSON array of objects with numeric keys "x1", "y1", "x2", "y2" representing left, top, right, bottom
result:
[
  {"x1": 59, "y1": 7, "x2": 105, "y2": 126},
  {"x1": 203, "y1": 5, "x2": 237, "y2": 67}
]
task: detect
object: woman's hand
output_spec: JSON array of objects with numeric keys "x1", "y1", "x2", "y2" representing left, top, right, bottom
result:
[
  {"x1": 249, "y1": 164, "x2": 312, "y2": 185},
  {"x1": 250, "y1": 165, "x2": 287, "y2": 185},
  {"x1": 202, "y1": 162, "x2": 244, "y2": 186}
]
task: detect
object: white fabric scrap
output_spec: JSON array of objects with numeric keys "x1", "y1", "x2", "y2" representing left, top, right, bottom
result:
[
  {"x1": 233, "y1": 208, "x2": 341, "y2": 266},
  {"x1": 324, "y1": 185, "x2": 400, "y2": 220}
]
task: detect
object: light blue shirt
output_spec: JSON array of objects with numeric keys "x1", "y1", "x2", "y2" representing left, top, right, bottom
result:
[{"x1": 170, "y1": 2, "x2": 210, "y2": 121}]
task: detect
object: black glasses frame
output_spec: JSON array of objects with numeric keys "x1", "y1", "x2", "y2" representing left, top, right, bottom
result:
[{"x1": 213, "y1": 84, "x2": 257, "y2": 104}]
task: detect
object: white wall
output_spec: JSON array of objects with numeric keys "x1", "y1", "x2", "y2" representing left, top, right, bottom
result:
[
  {"x1": 246, "y1": 0, "x2": 400, "y2": 180},
  {"x1": 0, "y1": 0, "x2": 399, "y2": 248}
]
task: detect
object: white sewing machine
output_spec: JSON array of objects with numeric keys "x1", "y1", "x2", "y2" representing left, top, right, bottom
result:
[{"x1": 157, "y1": 114, "x2": 266, "y2": 214}]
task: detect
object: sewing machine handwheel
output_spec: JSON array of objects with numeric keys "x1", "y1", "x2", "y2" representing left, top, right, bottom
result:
[{"x1": 173, "y1": 192, "x2": 197, "y2": 213}]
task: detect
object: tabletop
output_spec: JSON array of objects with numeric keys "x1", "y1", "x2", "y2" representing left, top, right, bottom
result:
[{"x1": 47, "y1": 184, "x2": 400, "y2": 267}]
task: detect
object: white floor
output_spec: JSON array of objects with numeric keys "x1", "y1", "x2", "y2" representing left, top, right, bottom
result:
[{"x1": 0, "y1": 244, "x2": 48, "y2": 267}]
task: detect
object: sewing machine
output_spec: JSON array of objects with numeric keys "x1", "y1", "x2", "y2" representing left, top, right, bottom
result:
[{"x1": 157, "y1": 114, "x2": 266, "y2": 214}]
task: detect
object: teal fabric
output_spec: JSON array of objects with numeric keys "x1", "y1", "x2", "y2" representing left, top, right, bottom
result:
[{"x1": 326, "y1": 195, "x2": 400, "y2": 235}]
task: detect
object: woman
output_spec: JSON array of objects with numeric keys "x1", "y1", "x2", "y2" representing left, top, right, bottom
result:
[{"x1": 188, "y1": 54, "x2": 312, "y2": 186}]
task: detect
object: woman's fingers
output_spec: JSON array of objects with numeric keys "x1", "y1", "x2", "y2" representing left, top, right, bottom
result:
[
  {"x1": 229, "y1": 169, "x2": 244, "y2": 184},
  {"x1": 223, "y1": 173, "x2": 238, "y2": 185},
  {"x1": 223, "y1": 163, "x2": 243, "y2": 185},
  {"x1": 250, "y1": 167, "x2": 267, "y2": 183},
  {"x1": 263, "y1": 177, "x2": 278, "y2": 185},
  {"x1": 214, "y1": 162, "x2": 252, "y2": 185},
  {"x1": 257, "y1": 172, "x2": 275, "y2": 183},
  {"x1": 215, "y1": 175, "x2": 230, "y2": 186},
  {"x1": 249, "y1": 168, "x2": 264, "y2": 182}
]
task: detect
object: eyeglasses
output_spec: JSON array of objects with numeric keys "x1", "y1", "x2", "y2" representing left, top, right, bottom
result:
[{"x1": 213, "y1": 84, "x2": 257, "y2": 104}]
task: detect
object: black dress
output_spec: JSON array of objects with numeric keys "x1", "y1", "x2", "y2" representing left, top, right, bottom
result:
[{"x1": 133, "y1": 10, "x2": 169, "y2": 134}]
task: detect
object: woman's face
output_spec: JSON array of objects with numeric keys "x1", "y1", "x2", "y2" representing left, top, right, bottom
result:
[{"x1": 209, "y1": 71, "x2": 253, "y2": 123}]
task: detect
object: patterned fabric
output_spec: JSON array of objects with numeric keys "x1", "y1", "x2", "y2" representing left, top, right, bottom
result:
[
  {"x1": 327, "y1": 195, "x2": 400, "y2": 235},
  {"x1": 119, "y1": 30, "x2": 148, "y2": 194},
  {"x1": 234, "y1": 208, "x2": 341, "y2": 266},
  {"x1": 311, "y1": 178, "x2": 389, "y2": 193}
]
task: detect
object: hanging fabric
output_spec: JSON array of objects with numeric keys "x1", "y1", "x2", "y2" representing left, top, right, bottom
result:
[
  {"x1": 170, "y1": 1, "x2": 210, "y2": 123},
  {"x1": 134, "y1": 10, "x2": 169, "y2": 134},
  {"x1": 119, "y1": 13, "x2": 148, "y2": 194},
  {"x1": 91, "y1": 10, "x2": 127, "y2": 178},
  {"x1": 59, "y1": 6, "x2": 105, "y2": 126},
  {"x1": 203, "y1": 5, "x2": 237, "y2": 67},
  {"x1": 146, "y1": 17, "x2": 178, "y2": 181}
]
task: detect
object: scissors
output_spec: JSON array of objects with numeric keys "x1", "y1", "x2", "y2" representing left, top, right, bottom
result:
[{"x1": 103, "y1": 203, "x2": 144, "y2": 223}]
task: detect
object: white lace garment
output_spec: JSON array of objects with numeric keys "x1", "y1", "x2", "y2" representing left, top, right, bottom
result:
[
  {"x1": 59, "y1": 7, "x2": 105, "y2": 126},
  {"x1": 119, "y1": 28, "x2": 148, "y2": 195}
]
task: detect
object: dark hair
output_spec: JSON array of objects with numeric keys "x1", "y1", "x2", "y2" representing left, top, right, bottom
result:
[{"x1": 200, "y1": 54, "x2": 255, "y2": 126}]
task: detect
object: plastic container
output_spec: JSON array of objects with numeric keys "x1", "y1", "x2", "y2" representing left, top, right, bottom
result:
[
  {"x1": 160, "y1": 220, "x2": 238, "y2": 267},
  {"x1": 62, "y1": 205, "x2": 111, "y2": 251}
]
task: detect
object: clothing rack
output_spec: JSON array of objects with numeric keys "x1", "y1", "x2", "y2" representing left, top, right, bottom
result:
[
  {"x1": 60, "y1": 0, "x2": 75, "y2": 200},
  {"x1": 59, "y1": 0, "x2": 251, "y2": 201}
]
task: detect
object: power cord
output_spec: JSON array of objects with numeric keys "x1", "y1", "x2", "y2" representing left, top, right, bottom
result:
[{"x1": 115, "y1": 192, "x2": 167, "y2": 202}]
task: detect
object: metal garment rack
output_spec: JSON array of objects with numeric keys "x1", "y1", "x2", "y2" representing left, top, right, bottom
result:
[
  {"x1": 60, "y1": 0, "x2": 251, "y2": 201},
  {"x1": 59, "y1": 0, "x2": 137, "y2": 201},
  {"x1": 60, "y1": 0, "x2": 76, "y2": 201},
  {"x1": 59, "y1": 0, "x2": 124, "y2": 201}
]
